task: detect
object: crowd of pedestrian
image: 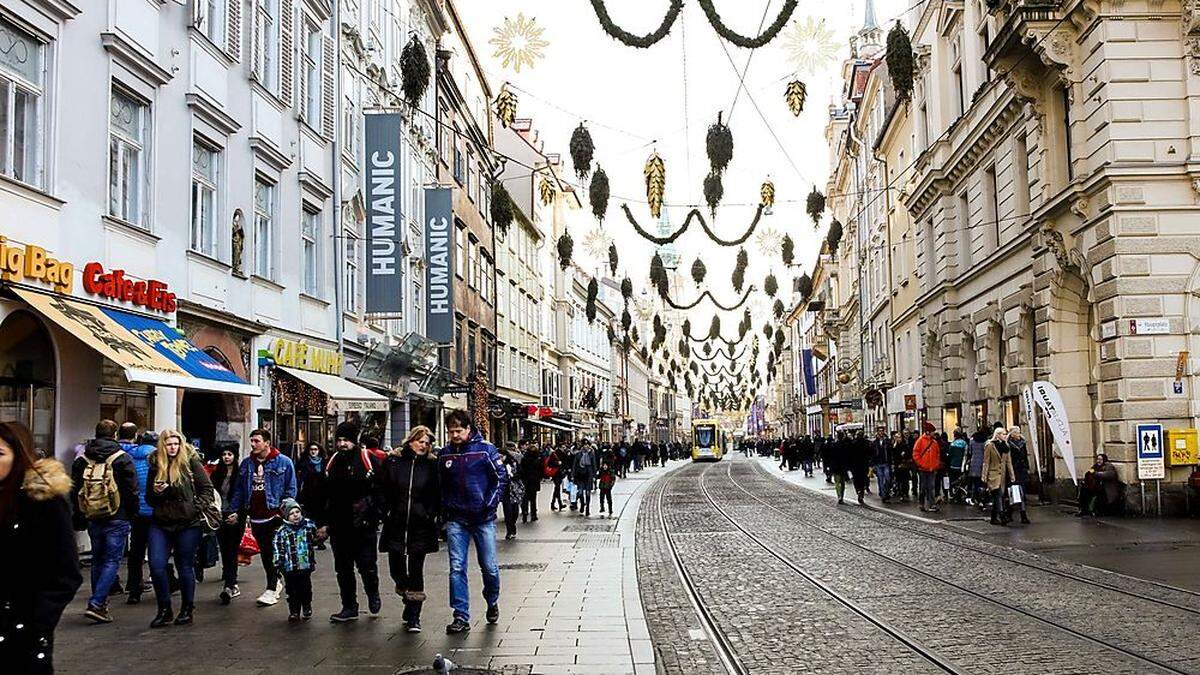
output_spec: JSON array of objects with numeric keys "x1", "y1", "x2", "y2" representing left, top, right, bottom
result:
[{"x1": 0, "y1": 410, "x2": 685, "y2": 671}]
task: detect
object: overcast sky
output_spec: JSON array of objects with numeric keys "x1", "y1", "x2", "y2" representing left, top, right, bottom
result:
[{"x1": 459, "y1": 0, "x2": 909, "y2": 352}]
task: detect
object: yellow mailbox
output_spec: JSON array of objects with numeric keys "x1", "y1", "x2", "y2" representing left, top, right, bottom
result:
[{"x1": 1166, "y1": 428, "x2": 1198, "y2": 466}]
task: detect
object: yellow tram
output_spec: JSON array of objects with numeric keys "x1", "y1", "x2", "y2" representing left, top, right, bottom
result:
[{"x1": 690, "y1": 419, "x2": 726, "y2": 461}]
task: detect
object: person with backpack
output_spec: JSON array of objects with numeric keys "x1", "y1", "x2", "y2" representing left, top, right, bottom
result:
[
  {"x1": 70, "y1": 419, "x2": 139, "y2": 624},
  {"x1": 912, "y1": 422, "x2": 943, "y2": 513},
  {"x1": 317, "y1": 421, "x2": 383, "y2": 623},
  {"x1": 228, "y1": 428, "x2": 297, "y2": 608},
  {"x1": 572, "y1": 442, "x2": 597, "y2": 517},
  {"x1": 117, "y1": 424, "x2": 156, "y2": 605},
  {"x1": 144, "y1": 430, "x2": 215, "y2": 628}
]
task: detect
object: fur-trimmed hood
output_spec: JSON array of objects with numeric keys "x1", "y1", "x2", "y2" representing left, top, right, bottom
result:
[{"x1": 22, "y1": 458, "x2": 72, "y2": 501}]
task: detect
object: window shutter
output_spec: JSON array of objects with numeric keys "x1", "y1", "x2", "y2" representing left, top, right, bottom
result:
[
  {"x1": 322, "y1": 33, "x2": 334, "y2": 138},
  {"x1": 191, "y1": 0, "x2": 205, "y2": 28},
  {"x1": 280, "y1": 0, "x2": 294, "y2": 105},
  {"x1": 250, "y1": 1, "x2": 261, "y2": 80},
  {"x1": 227, "y1": 0, "x2": 241, "y2": 60}
]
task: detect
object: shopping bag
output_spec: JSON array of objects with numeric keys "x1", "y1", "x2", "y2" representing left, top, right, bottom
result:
[
  {"x1": 942, "y1": 475, "x2": 950, "y2": 490},
  {"x1": 563, "y1": 477, "x2": 576, "y2": 500},
  {"x1": 237, "y1": 525, "x2": 260, "y2": 566},
  {"x1": 1009, "y1": 484, "x2": 1023, "y2": 505}
]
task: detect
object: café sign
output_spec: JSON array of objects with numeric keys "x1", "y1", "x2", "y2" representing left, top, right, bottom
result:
[
  {"x1": 268, "y1": 338, "x2": 343, "y2": 375},
  {"x1": 83, "y1": 262, "x2": 177, "y2": 313}
]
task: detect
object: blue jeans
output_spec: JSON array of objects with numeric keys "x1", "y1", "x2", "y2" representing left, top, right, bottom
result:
[
  {"x1": 446, "y1": 520, "x2": 500, "y2": 621},
  {"x1": 874, "y1": 464, "x2": 892, "y2": 498},
  {"x1": 148, "y1": 524, "x2": 202, "y2": 610},
  {"x1": 87, "y1": 519, "x2": 131, "y2": 608}
]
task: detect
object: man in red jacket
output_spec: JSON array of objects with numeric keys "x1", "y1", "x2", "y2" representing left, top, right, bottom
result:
[{"x1": 912, "y1": 422, "x2": 942, "y2": 513}]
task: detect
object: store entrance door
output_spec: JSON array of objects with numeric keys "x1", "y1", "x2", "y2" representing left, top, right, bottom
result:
[{"x1": 0, "y1": 311, "x2": 56, "y2": 453}]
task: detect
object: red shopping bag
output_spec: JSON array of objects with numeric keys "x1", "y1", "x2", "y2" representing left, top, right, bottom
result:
[{"x1": 237, "y1": 526, "x2": 260, "y2": 566}]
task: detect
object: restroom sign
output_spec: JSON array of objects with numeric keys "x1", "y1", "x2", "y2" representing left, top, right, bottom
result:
[{"x1": 1136, "y1": 423, "x2": 1164, "y2": 480}]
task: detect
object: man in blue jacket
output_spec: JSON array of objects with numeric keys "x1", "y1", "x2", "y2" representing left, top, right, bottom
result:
[
  {"x1": 228, "y1": 428, "x2": 297, "y2": 607},
  {"x1": 439, "y1": 409, "x2": 506, "y2": 634}
]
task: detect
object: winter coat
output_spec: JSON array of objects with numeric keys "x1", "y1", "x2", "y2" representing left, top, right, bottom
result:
[
  {"x1": 378, "y1": 449, "x2": 441, "y2": 555},
  {"x1": 229, "y1": 449, "x2": 297, "y2": 515},
  {"x1": 1008, "y1": 439, "x2": 1031, "y2": 483},
  {"x1": 439, "y1": 431, "x2": 506, "y2": 526},
  {"x1": 296, "y1": 454, "x2": 327, "y2": 521},
  {"x1": 0, "y1": 459, "x2": 82, "y2": 674},
  {"x1": 824, "y1": 439, "x2": 850, "y2": 476},
  {"x1": 981, "y1": 441, "x2": 1017, "y2": 491},
  {"x1": 912, "y1": 434, "x2": 942, "y2": 472},
  {"x1": 519, "y1": 449, "x2": 544, "y2": 493},
  {"x1": 967, "y1": 439, "x2": 987, "y2": 478},
  {"x1": 870, "y1": 437, "x2": 892, "y2": 466},
  {"x1": 272, "y1": 518, "x2": 318, "y2": 572},
  {"x1": 320, "y1": 447, "x2": 383, "y2": 531},
  {"x1": 1088, "y1": 461, "x2": 1122, "y2": 506},
  {"x1": 70, "y1": 437, "x2": 140, "y2": 525},
  {"x1": 948, "y1": 439, "x2": 969, "y2": 473},
  {"x1": 572, "y1": 448, "x2": 598, "y2": 491},
  {"x1": 144, "y1": 454, "x2": 215, "y2": 532},
  {"x1": 120, "y1": 440, "x2": 155, "y2": 517},
  {"x1": 210, "y1": 464, "x2": 239, "y2": 514}
]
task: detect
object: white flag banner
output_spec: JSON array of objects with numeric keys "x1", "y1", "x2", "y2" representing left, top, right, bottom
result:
[
  {"x1": 1020, "y1": 386, "x2": 1042, "y2": 478},
  {"x1": 1031, "y1": 381, "x2": 1078, "y2": 485}
]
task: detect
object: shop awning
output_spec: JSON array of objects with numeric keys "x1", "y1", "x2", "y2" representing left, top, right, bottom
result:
[
  {"x1": 16, "y1": 288, "x2": 261, "y2": 396},
  {"x1": 277, "y1": 366, "x2": 389, "y2": 414},
  {"x1": 525, "y1": 418, "x2": 575, "y2": 432},
  {"x1": 549, "y1": 418, "x2": 585, "y2": 429}
]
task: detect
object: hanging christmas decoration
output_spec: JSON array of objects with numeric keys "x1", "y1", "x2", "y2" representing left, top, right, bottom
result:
[
  {"x1": 621, "y1": 308, "x2": 632, "y2": 332},
  {"x1": 400, "y1": 35, "x2": 431, "y2": 107},
  {"x1": 764, "y1": 273, "x2": 778, "y2": 297},
  {"x1": 644, "y1": 151, "x2": 666, "y2": 219},
  {"x1": 732, "y1": 247, "x2": 748, "y2": 292},
  {"x1": 706, "y1": 112, "x2": 733, "y2": 173},
  {"x1": 585, "y1": 277, "x2": 599, "y2": 323},
  {"x1": 490, "y1": 182, "x2": 514, "y2": 235},
  {"x1": 583, "y1": 228, "x2": 614, "y2": 260},
  {"x1": 590, "y1": 167, "x2": 610, "y2": 221},
  {"x1": 691, "y1": 259, "x2": 707, "y2": 284},
  {"x1": 708, "y1": 315, "x2": 721, "y2": 339},
  {"x1": 490, "y1": 13, "x2": 549, "y2": 73},
  {"x1": 773, "y1": 299, "x2": 785, "y2": 319},
  {"x1": 827, "y1": 219, "x2": 843, "y2": 254},
  {"x1": 886, "y1": 22, "x2": 915, "y2": 102},
  {"x1": 631, "y1": 325, "x2": 640, "y2": 345},
  {"x1": 754, "y1": 226, "x2": 783, "y2": 257},
  {"x1": 795, "y1": 273, "x2": 813, "y2": 299},
  {"x1": 702, "y1": 342, "x2": 713, "y2": 357},
  {"x1": 557, "y1": 232, "x2": 574, "y2": 270},
  {"x1": 608, "y1": 244, "x2": 619, "y2": 275},
  {"x1": 703, "y1": 170, "x2": 723, "y2": 217},
  {"x1": 621, "y1": 277, "x2": 633, "y2": 300},
  {"x1": 679, "y1": 337, "x2": 689, "y2": 357},
  {"x1": 697, "y1": 0, "x2": 798, "y2": 49},
  {"x1": 588, "y1": 0, "x2": 683, "y2": 48},
  {"x1": 539, "y1": 176, "x2": 555, "y2": 206},
  {"x1": 653, "y1": 315, "x2": 666, "y2": 348},
  {"x1": 620, "y1": 204, "x2": 764, "y2": 246},
  {"x1": 470, "y1": 365, "x2": 491, "y2": 438},
  {"x1": 570, "y1": 124, "x2": 594, "y2": 179},
  {"x1": 494, "y1": 85, "x2": 518, "y2": 128},
  {"x1": 763, "y1": 324, "x2": 773, "y2": 339},
  {"x1": 785, "y1": 79, "x2": 807, "y2": 116},
  {"x1": 781, "y1": 234, "x2": 795, "y2": 265},
  {"x1": 607, "y1": 325, "x2": 616, "y2": 344},
  {"x1": 760, "y1": 180, "x2": 776, "y2": 209},
  {"x1": 649, "y1": 253, "x2": 668, "y2": 299},
  {"x1": 806, "y1": 187, "x2": 826, "y2": 225}
]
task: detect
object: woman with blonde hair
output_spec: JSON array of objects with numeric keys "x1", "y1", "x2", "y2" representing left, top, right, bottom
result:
[
  {"x1": 145, "y1": 430, "x2": 214, "y2": 627},
  {"x1": 378, "y1": 425, "x2": 440, "y2": 632},
  {"x1": 1007, "y1": 426, "x2": 1032, "y2": 524},
  {"x1": 981, "y1": 426, "x2": 1016, "y2": 526}
]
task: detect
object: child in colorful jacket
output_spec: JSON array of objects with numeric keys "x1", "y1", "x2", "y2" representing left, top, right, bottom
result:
[
  {"x1": 272, "y1": 498, "x2": 318, "y2": 621},
  {"x1": 597, "y1": 461, "x2": 616, "y2": 517}
]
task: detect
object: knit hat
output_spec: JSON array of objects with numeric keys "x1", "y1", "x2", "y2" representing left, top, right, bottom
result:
[
  {"x1": 922, "y1": 422, "x2": 936, "y2": 433},
  {"x1": 335, "y1": 421, "x2": 360, "y2": 444},
  {"x1": 281, "y1": 498, "x2": 302, "y2": 520}
]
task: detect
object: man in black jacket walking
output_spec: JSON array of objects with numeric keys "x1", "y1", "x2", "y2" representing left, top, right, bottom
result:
[
  {"x1": 317, "y1": 422, "x2": 383, "y2": 623},
  {"x1": 70, "y1": 419, "x2": 139, "y2": 624}
]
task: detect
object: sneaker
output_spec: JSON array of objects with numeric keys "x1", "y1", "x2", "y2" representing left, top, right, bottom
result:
[
  {"x1": 302, "y1": 606, "x2": 312, "y2": 620},
  {"x1": 256, "y1": 589, "x2": 278, "y2": 606},
  {"x1": 84, "y1": 604, "x2": 113, "y2": 624},
  {"x1": 446, "y1": 617, "x2": 470, "y2": 634},
  {"x1": 330, "y1": 607, "x2": 359, "y2": 623},
  {"x1": 368, "y1": 595, "x2": 382, "y2": 616},
  {"x1": 407, "y1": 618, "x2": 422, "y2": 633},
  {"x1": 288, "y1": 612, "x2": 301, "y2": 623},
  {"x1": 486, "y1": 604, "x2": 499, "y2": 624},
  {"x1": 219, "y1": 586, "x2": 234, "y2": 605}
]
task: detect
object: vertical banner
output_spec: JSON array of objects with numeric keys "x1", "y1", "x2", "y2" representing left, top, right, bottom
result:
[
  {"x1": 1030, "y1": 380, "x2": 1077, "y2": 484},
  {"x1": 1020, "y1": 386, "x2": 1042, "y2": 478},
  {"x1": 424, "y1": 188, "x2": 455, "y2": 343},
  {"x1": 364, "y1": 113, "x2": 404, "y2": 315},
  {"x1": 802, "y1": 348, "x2": 817, "y2": 396}
]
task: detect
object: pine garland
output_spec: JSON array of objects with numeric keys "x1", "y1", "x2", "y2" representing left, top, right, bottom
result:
[
  {"x1": 827, "y1": 219, "x2": 843, "y2": 255},
  {"x1": 608, "y1": 243, "x2": 619, "y2": 275},
  {"x1": 796, "y1": 273, "x2": 813, "y2": 299},
  {"x1": 806, "y1": 187, "x2": 826, "y2": 225},
  {"x1": 586, "y1": 277, "x2": 599, "y2": 323},
  {"x1": 887, "y1": 22, "x2": 915, "y2": 102},
  {"x1": 773, "y1": 299, "x2": 785, "y2": 319},
  {"x1": 763, "y1": 323, "x2": 773, "y2": 339},
  {"x1": 659, "y1": 285, "x2": 756, "y2": 312},
  {"x1": 490, "y1": 182, "x2": 514, "y2": 235},
  {"x1": 649, "y1": 253, "x2": 668, "y2": 299},
  {"x1": 764, "y1": 273, "x2": 778, "y2": 297},
  {"x1": 706, "y1": 112, "x2": 733, "y2": 174},
  {"x1": 570, "y1": 124, "x2": 594, "y2": 179},
  {"x1": 781, "y1": 234, "x2": 795, "y2": 265},
  {"x1": 703, "y1": 170, "x2": 723, "y2": 217},
  {"x1": 620, "y1": 204, "x2": 764, "y2": 246},
  {"x1": 691, "y1": 258, "x2": 707, "y2": 284},
  {"x1": 621, "y1": 277, "x2": 633, "y2": 300},
  {"x1": 732, "y1": 247, "x2": 748, "y2": 292},
  {"x1": 557, "y1": 232, "x2": 574, "y2": 270},
  {"x1": 587, "y1": 0, "x2": 683, "y2": 48},
  {"x1": 696, "y1": 0, "x2": 798, "y2": 49},
  {"x1": 621, "y1": 308, "x2": 632, "y2": 332},
  {"x1": 590, "y1": 167, "x2": 610, "y2": 221},
  {"x1": 400, "y1": 36, "x2": 430, "y2": 107}
]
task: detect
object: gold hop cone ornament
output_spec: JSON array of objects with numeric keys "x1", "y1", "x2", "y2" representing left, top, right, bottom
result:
[
  {"x1": 538, "y1": 176, "x2": 555, "y2": 205},
  {"x1": 760, "y1": 179, "x2": 776, "y2": 209},
  {"x1": 644, "y1": 151, "x2": 666, "y2": 219},
  {"x1": 494, "y1": 85, "x2": 518, "y2": 128},
  {"x1": 785, "y1": 80, "x2": 807, "y2": 116}
]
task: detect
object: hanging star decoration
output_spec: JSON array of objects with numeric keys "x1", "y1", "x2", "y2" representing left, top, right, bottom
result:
[
  {"x1": 490, "y1": 13, "x2": 549, "y2": 73},
  {"x1": 782, "y1": 16, "x2": 838, "y2": 76},
  {"x1": 753, "y1": 226, "x2": 784, "y2": 257},
  {"x1": 583, "y1": 228, "x2": 614, "y2": 260}
]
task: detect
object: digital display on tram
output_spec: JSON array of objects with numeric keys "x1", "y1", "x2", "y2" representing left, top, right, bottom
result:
[{"x1": 695, "y1": 425, "x2": 715, "y2": 448}]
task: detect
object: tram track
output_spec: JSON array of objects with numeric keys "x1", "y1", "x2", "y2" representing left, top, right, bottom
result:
[{"x1": 722, "y1": 460, "x2": 1193, "y2": 675}]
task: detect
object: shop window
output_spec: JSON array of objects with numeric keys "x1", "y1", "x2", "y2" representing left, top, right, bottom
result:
[
  {"x1": 0, "y1": 312, "x2": 55, "y2": 453},
  {"x1": 99, "y1": 361, "x2": 153, "y2": 432},
  {"x1": 191, "y1": 139, "x2": 220, "y2": 256},
  {"x1": 109, "y1": 86, "x2": 151, "y2": 227},
  {"x1": 0, "y1": 16, "x2": 45, "y2": 188}
]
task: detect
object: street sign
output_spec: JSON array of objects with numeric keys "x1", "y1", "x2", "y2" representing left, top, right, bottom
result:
[
  {"x1": 1129, "y1": 318, "x2": 1169, "y2": 335},
  {"x1": 1136, "y1": 423, "x2": 1165, "y2": 480}
]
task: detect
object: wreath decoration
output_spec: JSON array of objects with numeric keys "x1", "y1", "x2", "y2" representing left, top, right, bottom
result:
[
  {"x1": 696, "y1": 0, "x2": 798, "y2": 49},
  {"x1": 587, "y1": 0, "x2": 684, "y2": 48}
]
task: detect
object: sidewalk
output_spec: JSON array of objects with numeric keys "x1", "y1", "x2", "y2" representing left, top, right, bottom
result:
[
  {"x1": 55, "y1": 460, "x2": 683, "y2": 675},
  {"x1": 755, "y1": 456, "x2": 1200, "y2": 591}
]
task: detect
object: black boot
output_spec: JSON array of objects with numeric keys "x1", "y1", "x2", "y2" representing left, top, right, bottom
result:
[
  {"x1": 173, "y1": 605, "x2": 194, "y2": 625},
  {"x1": 150, "y1": 607, "x2": 174, "y2": 628}
]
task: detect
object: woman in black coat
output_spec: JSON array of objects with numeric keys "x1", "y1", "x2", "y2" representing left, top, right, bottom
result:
[
  {"x1": 378, "y1": 426, "x2": 440, "y2": 633},
  {"x1": 518, "y1": 443, "x2": 543, "y2": 523},
  {"x1": 0, "y1": 421, "x2": 82, "y2": 674}
]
